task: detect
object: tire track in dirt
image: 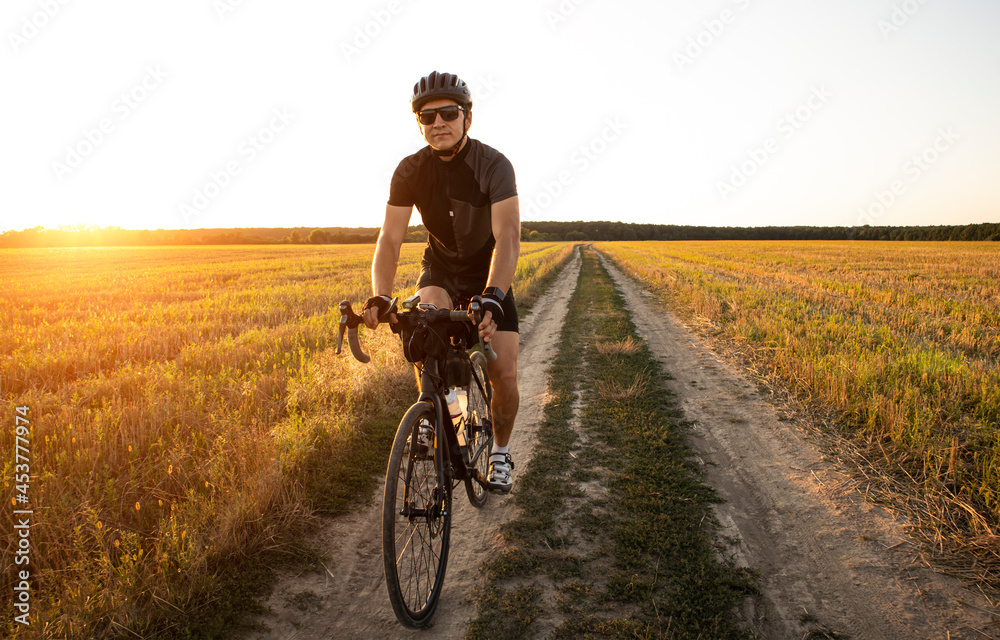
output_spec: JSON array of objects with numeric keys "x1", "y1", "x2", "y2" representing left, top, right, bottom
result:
[
  {"x1": 244, "y1": 247, "x2": 582, "y2": 640},
  {"x1": 598, "y1": 251, "x2": 998, "y2": 640}
]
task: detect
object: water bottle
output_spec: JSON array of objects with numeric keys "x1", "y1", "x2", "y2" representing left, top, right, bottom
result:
[
  {"x1": 457, "y1": 387, "x2": 469, "y2": 446},
  {"x1": 445, "y1": 387, "x2": 467, "y2": 447}
]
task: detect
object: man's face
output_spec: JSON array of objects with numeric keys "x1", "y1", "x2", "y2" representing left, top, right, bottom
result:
[{"x1": 417, "y1": 98, "x2": 472, "y2": 151}]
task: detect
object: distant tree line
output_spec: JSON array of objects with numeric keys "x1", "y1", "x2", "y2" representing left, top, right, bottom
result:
[
  {"x1": 519, "y1": 221, "x2": 1000, "y2": 242},
  {"x1": 1, "y1": 221, "x2": 996, "y2": 248}
]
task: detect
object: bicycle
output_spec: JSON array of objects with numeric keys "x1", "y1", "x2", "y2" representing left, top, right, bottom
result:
[{"x1": 336, "y1": 293, "x2": 497, "y2": 628}]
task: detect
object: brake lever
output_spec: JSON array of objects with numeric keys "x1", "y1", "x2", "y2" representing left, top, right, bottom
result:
[
  {"x1": 336, "y1": 300, "x2": 370, "y2": 363},
  {"x1": 381, "y1": 296, "x2": 399, "y2": 322}
]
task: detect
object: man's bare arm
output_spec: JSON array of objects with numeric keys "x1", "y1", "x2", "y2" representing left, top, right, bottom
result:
[
  {"x1": 485, "y1": 195, "x2": 520, "y2": 293},
  {"x1": 476, "y1": 195, "x2": 520, "y2": 340},
  {"x1": 364, "y1": 204, "x2": 412, "y2": 328}
]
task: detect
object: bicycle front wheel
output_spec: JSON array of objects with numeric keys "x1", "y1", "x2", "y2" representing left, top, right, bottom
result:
[
  {"x1": 383, "y1": 401, "x2": 452, "y2": 628},
  {"x1": 464, "y1": 350, "x2": 494, "y2": 507}
]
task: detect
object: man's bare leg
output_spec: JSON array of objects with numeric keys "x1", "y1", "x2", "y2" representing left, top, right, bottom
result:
[
  {"x1": 486, "y1": 331, "x2": 519, "y2": 447},
  {"x1": 414, "y1": 286, "x2": 452, "y2": 310}
]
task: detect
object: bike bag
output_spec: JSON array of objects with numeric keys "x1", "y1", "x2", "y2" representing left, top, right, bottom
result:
[
  {"x1": 444, "y1": 350, "x2": 472, "y2": 388},
  {"x1": 395, "y1": 323, "x2": 428, "y2": 363}
]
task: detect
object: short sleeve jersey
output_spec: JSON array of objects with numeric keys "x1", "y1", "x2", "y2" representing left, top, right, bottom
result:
[{"x1": 388, "y1": 138, "x2": 517, "y2": 280}]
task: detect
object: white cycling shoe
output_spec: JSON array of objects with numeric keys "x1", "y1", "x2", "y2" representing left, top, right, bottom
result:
[{"x1": 487, "y1": 452, "x2": 515, "y2": 494}]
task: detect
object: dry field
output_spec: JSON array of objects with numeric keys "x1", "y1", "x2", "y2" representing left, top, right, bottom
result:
[
  {"x1": 599, "y1": 240, "x2": 1000, "y2": 585},
  {"x1": 0, "y1": 242, "x2": 574, "y2": 639}
]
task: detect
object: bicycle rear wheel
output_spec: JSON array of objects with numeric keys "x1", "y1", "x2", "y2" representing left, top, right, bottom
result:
[
  {"x1": 383, "y1": 401, "x2": 452, "y2": 628},
  {"x1": 464, "y1": 351, "x2": 494, "y2": 507}
]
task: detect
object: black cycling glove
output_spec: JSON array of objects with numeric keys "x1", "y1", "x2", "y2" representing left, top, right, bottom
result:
[
  {"x1": 362, "y1": 295, "x2": 393, "y2": 320},
  {"x1": 479, "y1": 287, "x2": 505, "y2": 325}
]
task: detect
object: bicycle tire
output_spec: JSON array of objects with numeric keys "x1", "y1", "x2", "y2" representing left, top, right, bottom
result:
[
  {"x1": 464, "y1": 351, "x2": 494, "y2": 507},
  {"x1": 382, "y1": 401, "x2": 452, "y2": 628}
]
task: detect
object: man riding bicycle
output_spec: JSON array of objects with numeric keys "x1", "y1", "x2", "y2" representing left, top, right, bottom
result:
[{"x1": 362, "y1": 70, "x2": 521, "y2": 494}]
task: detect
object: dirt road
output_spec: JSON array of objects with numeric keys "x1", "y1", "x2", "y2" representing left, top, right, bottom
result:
[{"x1": 246, "y1": 249, "x2": 998, "y2": 639}]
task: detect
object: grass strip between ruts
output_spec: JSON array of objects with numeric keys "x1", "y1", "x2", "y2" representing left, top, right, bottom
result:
[{"x1": 467, "y1": 246, "x2": 757, "y2": 640}]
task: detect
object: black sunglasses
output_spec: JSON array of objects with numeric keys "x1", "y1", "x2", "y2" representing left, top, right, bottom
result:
[{"x1": 417, "y1": 105, "x2": 465, "y2": 125}]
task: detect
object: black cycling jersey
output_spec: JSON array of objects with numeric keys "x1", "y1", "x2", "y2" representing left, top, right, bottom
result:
[{"x1": 388, "y1": 137, "x2": 517, "y2": 281}]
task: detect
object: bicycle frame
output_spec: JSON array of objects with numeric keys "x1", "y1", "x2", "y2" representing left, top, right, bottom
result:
[{"x1": 414, "y1": 356, "x2": 490, "y2": 487}]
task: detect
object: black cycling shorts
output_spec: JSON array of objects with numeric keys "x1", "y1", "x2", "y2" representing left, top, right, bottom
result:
[{"x1": 415, "y1": 258, "x2": 519, "y2": 333}]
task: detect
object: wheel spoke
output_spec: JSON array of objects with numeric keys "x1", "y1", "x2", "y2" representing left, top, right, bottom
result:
[{"x1": 396, "y1": 521, "x2": 419, "y2": 565}]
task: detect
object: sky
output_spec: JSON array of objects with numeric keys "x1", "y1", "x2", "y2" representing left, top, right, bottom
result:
[{"x1": 2, "y1": 0, "x2": 999, "y2": 233}]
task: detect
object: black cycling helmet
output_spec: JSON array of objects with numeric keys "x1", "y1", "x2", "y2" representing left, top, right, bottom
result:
[
  {"x1": 411, "y1": 70, "x2": 473, "y2": 113},
  {"x1": 411, "y1": 71, "x2": 473, "y2": 157}
]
